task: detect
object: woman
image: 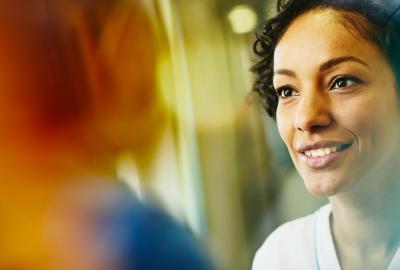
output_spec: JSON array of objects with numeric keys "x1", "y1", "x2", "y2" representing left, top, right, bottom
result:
[
  {"x1": 0, "y1": 1, "x2": 213, "y2": 269},
  {"x1": 252, "y1": 0, "x2": 400, "y2": 269},
  {"x1": 0, "y1": 1, "x2": 162, "y2": 267}
]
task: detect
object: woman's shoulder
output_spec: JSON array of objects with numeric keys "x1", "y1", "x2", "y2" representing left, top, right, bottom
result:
[{"x1": 252, "y1": 204, "x2": 331, "y2": 270}]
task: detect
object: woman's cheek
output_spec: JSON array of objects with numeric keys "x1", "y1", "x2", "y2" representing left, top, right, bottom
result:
[
  {"x1": 332, "y1": 90, "x2": 388, "y2": 158},
  {"x1": 276, "y1": 106, "x2": 295, "y2": 148}
]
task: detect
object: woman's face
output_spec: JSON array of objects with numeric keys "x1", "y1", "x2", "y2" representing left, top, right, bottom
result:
[{"x1": 274, "y1": 9, "x2": 400, "y2": 196}]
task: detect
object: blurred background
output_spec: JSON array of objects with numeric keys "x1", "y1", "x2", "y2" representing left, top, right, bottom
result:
[
  {"x1": 0, "y1": 0, "x2": 327, "y2": 269},
  {"x1": 143, "y1": 0, "x2": 328, "y2": 269}
]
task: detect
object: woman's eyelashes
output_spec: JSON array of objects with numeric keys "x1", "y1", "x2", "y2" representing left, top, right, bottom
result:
[
  {"x1": 275, "y1": 86, "x2": 298, "y2": 99},
  {"x1": 329, "y1": 75, "x2": 363, "y2": 90},
  {"x1": 274, "y1": 75, "x2": 363, "y2": 98}
]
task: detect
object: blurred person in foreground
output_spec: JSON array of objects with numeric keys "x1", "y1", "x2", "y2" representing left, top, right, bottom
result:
[
  {"x1": 0, "y1": 0, "x2": 214, "y2": 269},
  {"x1": 252, "y1": 0, "x2": 400, "y2": 269}
]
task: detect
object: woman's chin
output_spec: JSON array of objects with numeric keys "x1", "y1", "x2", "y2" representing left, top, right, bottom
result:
[{"x1": 302, "y1": 174, "x2": 349, "y2": 197}]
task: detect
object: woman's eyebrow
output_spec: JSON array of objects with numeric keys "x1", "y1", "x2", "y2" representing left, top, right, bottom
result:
[
  {"x1": 273, "y1": 56, "x2": 369, "y2": 78},
  {"x1": 319, "y1": 56, "x2": 370, "y2": 72},
  {"x1": 274, "y1": 69, "x2": 297, "y2": 77}
]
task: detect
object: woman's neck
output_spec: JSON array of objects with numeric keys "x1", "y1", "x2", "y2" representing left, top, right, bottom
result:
[
  {"x1": 329, "y1": 153, "x2": 400, "y2": 269},
  {"x1": 331, "y1": 185, "x2": 400, "y2": 249}
]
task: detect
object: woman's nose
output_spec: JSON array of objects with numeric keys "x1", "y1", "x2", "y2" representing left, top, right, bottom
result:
[{"x1": 294, "y1": 91, "x2": 332, "y2": 132}]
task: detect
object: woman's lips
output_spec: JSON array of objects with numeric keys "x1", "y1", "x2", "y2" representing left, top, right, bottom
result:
[{"x1": 298, "y1": 142, "x2": 353, "y2": 169}]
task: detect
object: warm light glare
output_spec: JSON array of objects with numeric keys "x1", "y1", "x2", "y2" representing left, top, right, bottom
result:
[
  {"x1": 116, "y1": 152, "x2": 143, "y2": 200},
  {"x1": 227, "y1": 5, "x2": 257, "y2": 34}
]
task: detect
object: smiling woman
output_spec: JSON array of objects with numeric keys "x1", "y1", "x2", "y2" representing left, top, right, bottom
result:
[
  {"x1": 273, "y1": 7, "x2": 399, "y2": 197},
  {"x1": 251, "y1": 0, "x2": 400, "y2": 269}
]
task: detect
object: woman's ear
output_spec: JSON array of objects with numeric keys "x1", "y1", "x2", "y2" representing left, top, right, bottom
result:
[
  {"x1": 67, "y1": 1, "x2": 157, "y2": 114},
  {"x1": 64, "y1": 3, "x2": 112, "y2": 112},
  {"x1": 63, "y1": 1, "x2": 166, "y2": 167}
]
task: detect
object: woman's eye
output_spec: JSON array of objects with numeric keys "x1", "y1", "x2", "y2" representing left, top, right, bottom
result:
[
  {"x1": 276, "y1": 87, "x2": 297, "y2": 98},
  {"x1": 330, "y1": 76, "x2": 362, "y2": 90}
]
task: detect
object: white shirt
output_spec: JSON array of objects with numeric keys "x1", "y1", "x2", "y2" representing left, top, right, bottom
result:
[{"x1": 252, "y1": 204, "x2": 400, "y2": 270}]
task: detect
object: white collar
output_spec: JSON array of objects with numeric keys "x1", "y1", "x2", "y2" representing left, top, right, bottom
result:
[{"x1": 315, "y1": 204, "x2": 341, "y2": 270}]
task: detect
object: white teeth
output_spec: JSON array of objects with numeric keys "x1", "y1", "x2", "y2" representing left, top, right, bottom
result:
[
  {"x1": 311, "y1": 149, "x2": 318, "y2": 157},
  {"x1": 325, "y1": 148, "x2": 332, "y2": 155},
  {"x1": 304, "y1": 146, "x2": 339, "y2": 157}
]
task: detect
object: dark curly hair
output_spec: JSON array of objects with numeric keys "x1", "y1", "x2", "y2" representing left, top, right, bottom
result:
[{"x1": 251, "y1": 0, "x2": 400, "y2": 118}]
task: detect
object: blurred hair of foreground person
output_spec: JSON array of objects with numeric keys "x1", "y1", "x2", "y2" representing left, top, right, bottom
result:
[
  {"x1": 252, "y1": 0, "x2": 400, "y2": 269},
  {"x1": 0, "y1": 1, "x2": 213, "y2": 269}
]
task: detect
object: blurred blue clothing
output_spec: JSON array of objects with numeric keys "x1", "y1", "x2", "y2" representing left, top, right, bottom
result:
[{"x1": 91, "y1": 186, "x2": 215, "y2": 270}]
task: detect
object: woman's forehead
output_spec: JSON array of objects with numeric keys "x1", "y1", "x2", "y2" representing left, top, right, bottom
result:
[{"x1": 273, "y1": 8, "x2": 384, "y2": 75}]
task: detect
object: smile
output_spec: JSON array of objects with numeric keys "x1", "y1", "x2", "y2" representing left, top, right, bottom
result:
[
  {"x1": 304, "y1": 144, "x2": 350, "y2": 158},
  {"x1": 298, "y1": 141, "x2": 353, "y2": 169}
]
